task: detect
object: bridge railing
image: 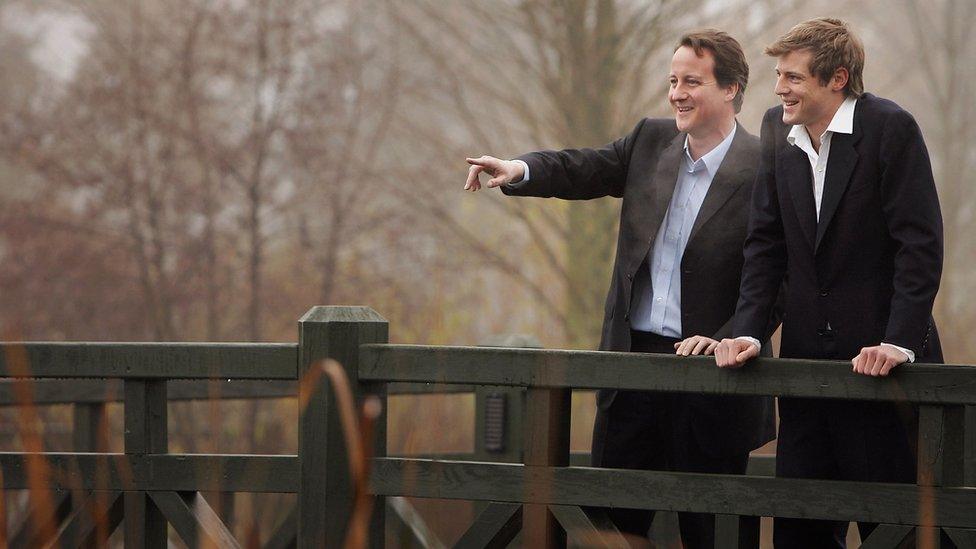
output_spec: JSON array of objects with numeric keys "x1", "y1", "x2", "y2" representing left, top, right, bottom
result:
[
  {"x1": 0, "y1": 341, "x2": 300, "y2": 548},
  {"x1": 2, "y1": 305, "x2": 975, "y2": 548},
  {"x1": 360, "y1": 341, "x2": 976, "y2": 548}
]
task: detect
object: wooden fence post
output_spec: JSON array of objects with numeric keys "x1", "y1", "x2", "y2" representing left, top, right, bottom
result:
[
  {"x1": 917, "y1": 404, "x2": 966, "y2": 548},
  {"x1": 123, "y1": 379, "x2": 168, "y2": 548},
  {"x1": 474, "y1": 335, "x2": 539, "y2": 464},
  {"x1": 297, "y1": 306, "x2": 388, "y2": 549},
  {"x1": 522, "y1": 386, "x2": 571, "y2": 548}
]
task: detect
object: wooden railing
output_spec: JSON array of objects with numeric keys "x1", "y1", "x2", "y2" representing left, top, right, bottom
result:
[
  {"x1": 1, "y1": 305, "x2": 975, "y2": 548},
  {"x1": 360, "y1": 342, "x2": 976, "y2": 548}
]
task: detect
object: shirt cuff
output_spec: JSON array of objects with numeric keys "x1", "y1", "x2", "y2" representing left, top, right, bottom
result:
[
  {"x1": 736, "y1": 336, "x2": 761, "y2": 353},
  {"x1": 507, "y1": 159, "x2": 530, "y2": 189},
  {"x1": 881, "y1": 342, "x2": 915, "y2": 363}
]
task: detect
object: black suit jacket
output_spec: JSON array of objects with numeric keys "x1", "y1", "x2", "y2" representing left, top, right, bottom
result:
[
  {"x1": 504, "y1": 118, "x2": 776, "y2": 457},
  {"x1": 734, "y1": 94, "x2": 943, "y2": 363}
]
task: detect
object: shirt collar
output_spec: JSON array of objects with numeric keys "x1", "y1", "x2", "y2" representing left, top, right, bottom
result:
[
  {"x1": 683, "y1": 121, "x2": 737, "y2": 174},
  {"x1": 787, "y1": 96, "x2": 857, "y2": 146}
]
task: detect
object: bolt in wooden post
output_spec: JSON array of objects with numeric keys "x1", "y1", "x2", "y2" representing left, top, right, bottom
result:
[
  {"x1": 523, "y1": 386, "x2": 571, "y2": 548},
  {"x1": 123, "y1": 379, "x2": 168, "y2": 548},
  {"x1": 297, "y1": 306, "x2": 388, "y2": 549}
]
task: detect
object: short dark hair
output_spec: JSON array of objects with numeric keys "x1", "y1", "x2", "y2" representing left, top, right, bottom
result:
[
  {"x1": 765, "y1": 18, "x2": 865, "y2": 98},
  {"x1": 676, "y1": 29, "x2": 749, "y2": 113}
]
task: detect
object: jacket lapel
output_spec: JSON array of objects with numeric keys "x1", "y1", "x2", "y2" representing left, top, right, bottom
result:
[
  {"x1": 643, "y1": 133, "x2": 685, "y2": 238},
  {"x1": 687, "y1": 129, "x2": 750, "y2": 245},
  {"x1": 627, "y1": 133, "x2": 684, "y2": 274},
  {"x1": 815, "y1": 128, "x2": 861, "y2": 251},
  {"x1": 783, "y1": 144, "x2": 817, "y2": 250}
]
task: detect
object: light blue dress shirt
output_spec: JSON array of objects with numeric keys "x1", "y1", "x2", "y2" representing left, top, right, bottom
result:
[{"x1": 630, "y1": 124, "x2": 737, "y2": 337}]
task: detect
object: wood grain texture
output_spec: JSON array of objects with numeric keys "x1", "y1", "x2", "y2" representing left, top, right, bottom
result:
[
  {"x1": 0, "y1": 453, "x2": 299, "y2": 492},
  {"x1": 48, "y1": 491, "x2": 123, "y2": 548},
  {"x1": 0, "y1": 342, "x2": 298, "y2": 379},
  {"x1": 858, "y1": 524, "x2": 913, "y2": 549},
  {"x1": 150, "y1": 491, "x2": 241, "y2": 548},
  {"x1": 549, "y1": 504, "x2": 629, "y2": 548},
  {"x1": 297, "y1": 306, "x2": 388, "y2": 549},
  {"x1": 369, "y1": 458, "x2": 976, "y2": 528},
  {"x1": 360, "y1": 344, "x2": 976, "y2": 404},
  {"x1": 454, "y1": 502, "x2": 522, "y2": 549},
  {"x1": 944, "y1": 527, "x2": 976, "y2": 549}
]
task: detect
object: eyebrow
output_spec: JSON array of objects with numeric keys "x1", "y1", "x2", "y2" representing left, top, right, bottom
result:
[{"x1": 776, "y1": 69, "x2": 806, "y2": 79}]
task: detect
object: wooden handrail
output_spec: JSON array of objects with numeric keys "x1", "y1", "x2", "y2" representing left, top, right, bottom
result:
[{"x1": 360, "y1": 343, "x2": 976, "y2": 404}]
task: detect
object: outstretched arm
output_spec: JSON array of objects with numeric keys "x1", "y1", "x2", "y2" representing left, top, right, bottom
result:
[{"x1": 463, "y1": 118, "x2": 651, "y2": 200}]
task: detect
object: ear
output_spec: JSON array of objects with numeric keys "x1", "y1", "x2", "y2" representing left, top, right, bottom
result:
[
  {"x1": 724, "y1": 82, "x2": 738, "y2": 103},
  {"x1": 831, "y1": 67, "x2": 849, "y2": 93}
]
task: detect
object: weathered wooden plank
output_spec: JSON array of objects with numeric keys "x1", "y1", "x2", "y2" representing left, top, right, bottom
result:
[
  {"x1": 386, "y1": 496, "x2": 445, "y2": 549},
  {"x1": 918, "y1": 405, "x2": 967, "y2": 547},
  {"x1": 369, "y1": 459, "x2": 976, "y2": 528},
  {"x1": 0, "y1": 379, "x2": 467, "y2": 407},
  {"x1": 263, "y1": 505, "x2": 297, "y2": 549},
  {"x1": 150, "y1": 491, "x2": 242, "y2": 548},
  {"x1": 124, "y1": 379, "x2": 168, "y2": 548},
  {"x1": 360, "y1": 345, "x2": 976, "y2": 404},
  {"x1": 389, "y1": 382, "x2": 475, "y2": 395},
  {"x1": 966, "y1": 406, "x2": 976, "y2": 486},
  {"x1": 8, "y1": 490, "x2": 72, "y2": 549},
  {"x1": 0, "y1": 453, "x2": 299, "y2": 492},
  {"x1": 297, "y1": 306, "x2": 388, "y2": 549},
  {"x1": 712, "y1": 514, "x2": 740, "y2": 549},
  {"x1": 48, "y1": 491, "x2": 123, "y2": 548},
  {"x1": 944, "y1": 527, "x2": 976, "y2": 549},
  {"x1": 549, "y1": 505, "x2": 628, "y2": 548},
  {"x1": 919, "y1": 405, "x2": 967, "y2": 487},
  {"x1": 858, "y1": 524, "x2": 913, "y2": 548},
  {"x1": 454, "y1": 502, "x2": 522, "y2": 549},
  {"x1": 0, "y1": 342, "x2": 298, "y2": 379},
  {"x1": 523, "y1": 388, "x2": 569, "y2": 548},
  {"x1": 579, "y1": 508, "x2": 624, "y2": 537},
  {"x1": 72, "y1": 402, "x2": 108, "y2": 453}
]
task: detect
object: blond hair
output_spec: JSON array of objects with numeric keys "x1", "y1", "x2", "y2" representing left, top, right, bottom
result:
[{"x1": 765, "y1": 18, "x2": 865, "y2": 98}]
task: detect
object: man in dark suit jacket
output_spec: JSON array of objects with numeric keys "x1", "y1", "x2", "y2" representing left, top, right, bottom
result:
[
  {"x1": 465, "y1": 30, "x2": 777, "y2": 547},
  {"x1": 714, "y1": 18, "x2": 943, "y2": 547}
]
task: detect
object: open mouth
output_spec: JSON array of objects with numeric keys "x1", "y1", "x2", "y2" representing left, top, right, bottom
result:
[
  {"x1": 676, "y1": 106, "x2": 693, "y2": 113},
  {"x1": 783, "y1": 99, "x2": 799, "y2": 108}
]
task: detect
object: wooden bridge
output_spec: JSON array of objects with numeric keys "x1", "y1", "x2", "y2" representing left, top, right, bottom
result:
[{"x1": 1, "y1": 306, "x2": 975, "y2": 548}]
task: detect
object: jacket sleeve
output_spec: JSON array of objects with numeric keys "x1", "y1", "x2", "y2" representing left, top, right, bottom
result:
[
  {"x1": 878, "y1": 110, "x2": 943, "y2": 353},
  {"x1": 502, "y1": 118, "x2": 648, "y2": 200},
  {"x1": 713, "y1": 280, "x2": 786, "y2": 343},
  {"x1": 733, "y1": 108, "x2": 789, "y2": 341}
]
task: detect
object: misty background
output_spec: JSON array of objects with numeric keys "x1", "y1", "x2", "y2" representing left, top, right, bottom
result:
[{"x1": 0, "y1": 0, "x2": 972, "y2": 544}]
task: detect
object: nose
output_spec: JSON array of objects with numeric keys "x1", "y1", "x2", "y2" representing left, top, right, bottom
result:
[
  {"x1": 669, "y1": 84, "x2": 688, "y2": 102},
  {"x1": 774, "y1": 75, "x2": 789, "y2": 97}
]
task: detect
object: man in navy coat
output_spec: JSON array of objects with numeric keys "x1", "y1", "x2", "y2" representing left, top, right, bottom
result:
[{"x1": 715, "y1": 18, "x2": 943, "y2": 547}]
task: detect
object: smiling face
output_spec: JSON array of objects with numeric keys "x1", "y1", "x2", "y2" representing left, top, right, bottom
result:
[
  {"x1": 668, "y1": 46, "x2": 737, "y2": 138},
  {"x1": 773, "y1": 49, "x2": 847, "y2": 135}
]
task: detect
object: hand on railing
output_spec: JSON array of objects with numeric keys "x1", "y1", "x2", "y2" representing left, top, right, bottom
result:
[
  {"x1": 674, "y1": 335, "x2": 719, "y2": 356},
  {"x1": 714, "y1": 338, "x2": 759, "y2": 368}
]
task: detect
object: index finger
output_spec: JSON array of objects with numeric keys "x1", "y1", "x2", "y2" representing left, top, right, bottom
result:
[
  {"x1": 466, "y1": 156, "x2": 497, "y2": 168},
  {"x1": 464, "y1": 164, "x2": 483, "y2": 190}
]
